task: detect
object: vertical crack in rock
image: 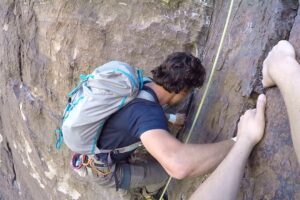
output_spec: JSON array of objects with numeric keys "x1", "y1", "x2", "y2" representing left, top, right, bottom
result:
[
  {"x1": 231, "y1": 0, "x2": 243, "y2": 22},
  {"x1": 13, "y1": 0, "x2": 24, "y2": 83},
  {"x1": 5, "y1": 141, "x2": 17, "y2": 185},
  {"x1": 196, "y1": 20, "x2": 212, "y2": 59},
  {"x1": 288, "y1": 2, "x2": 300, "y2": 40},
  {"x1": 201, "y1": 0, "x2": 217, "y2": 60},
  {"x1": 18, "y1": 42, "x2": 23, "y2": 82},
  {"x1": 251, "y1": 0, "x2": 299, "y2": 99},
  {"x1": 192, "y1": 1, "x2": 214, "y2": 59}
]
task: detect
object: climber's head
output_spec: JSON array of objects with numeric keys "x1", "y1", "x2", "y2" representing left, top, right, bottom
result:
[{"x1": 151, "y1": 52, "x2": 206, "y2": 105}]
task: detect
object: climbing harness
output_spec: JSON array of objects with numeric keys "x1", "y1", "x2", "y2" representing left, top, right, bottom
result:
[
  {"x1": 71, "y1": 153, "x2": 115, "y2": 177},
  {"x1": 159, "y1": 0, "x2": 236, "y2": 199}
]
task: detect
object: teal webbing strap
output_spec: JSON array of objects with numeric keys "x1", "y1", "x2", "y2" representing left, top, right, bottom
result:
[
  {"x1": 63, "y1": 96, "x2": 84, "y2": 121},
  {"x1": 137, "y1": 68, "x2": 144, "y2": 89},
  {"x1": 55, "y1": 129, "x2": 63, "y2": 150},
  {"x1": 118, "y1": 97, "x2": 128, "y2": 110}
]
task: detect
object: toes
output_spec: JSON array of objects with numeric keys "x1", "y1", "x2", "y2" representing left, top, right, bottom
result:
[
  {"x1": 276, "y1": 40, "x2": 296, "y2": 57},
  {"x1": 278, "y1": 40, "x2": 291, "y2": 46}
]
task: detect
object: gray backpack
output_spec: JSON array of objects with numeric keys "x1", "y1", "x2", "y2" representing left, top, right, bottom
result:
[{"x1": 55, "y1": 61, "x2": 154, "y2": 155}]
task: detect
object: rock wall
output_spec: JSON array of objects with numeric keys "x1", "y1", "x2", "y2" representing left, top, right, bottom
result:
[
  {"x1": 171, "y1": 0, "x2": 300, "y2": 199},
  {"x1": 0, "y1": 0, "x2": 299, "y2": 200}
]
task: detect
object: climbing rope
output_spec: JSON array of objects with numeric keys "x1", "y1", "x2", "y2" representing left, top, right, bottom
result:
[{"x1": 159, "y1": 0, "x2": 235, "y2": 199}]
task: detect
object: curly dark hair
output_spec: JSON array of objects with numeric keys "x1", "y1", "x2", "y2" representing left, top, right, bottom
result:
[{"x1": 151, "y1": 52, "x2": 206, "y2": 94}]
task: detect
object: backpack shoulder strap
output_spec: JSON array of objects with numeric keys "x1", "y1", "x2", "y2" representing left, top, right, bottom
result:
[{"x1": 97, "y1": 90, "x2": 156, "y2": 155}]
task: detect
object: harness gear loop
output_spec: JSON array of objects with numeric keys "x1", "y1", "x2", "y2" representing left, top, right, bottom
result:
[
  {"x1": 72, "y1": 153, "x2": 113, "y2": 176},
  {"x1": 159, "y1": 0, "x2": 236, "y2": 199},
  {"x1": 84, "y1": 158, "x2": 112, "y2": 176}
]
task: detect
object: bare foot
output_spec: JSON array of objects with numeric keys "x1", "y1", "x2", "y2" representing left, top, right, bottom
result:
[{"x1": 262, "y1": 40, "x2": 298, "y2": 88}]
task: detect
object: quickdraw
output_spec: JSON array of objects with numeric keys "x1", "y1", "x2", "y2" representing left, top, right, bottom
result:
[{"x1": 71, "y1": 153, "x2": 112, "y2": 176}]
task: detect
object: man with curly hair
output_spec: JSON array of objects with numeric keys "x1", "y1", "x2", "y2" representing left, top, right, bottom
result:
[{"x1": 96, "y1": 52, "x2": 236, "y2": 198}]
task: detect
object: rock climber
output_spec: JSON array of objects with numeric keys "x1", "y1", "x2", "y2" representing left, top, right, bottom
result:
[{"x1": 95, "y1": 52, "x2": 236, "y2": 198}]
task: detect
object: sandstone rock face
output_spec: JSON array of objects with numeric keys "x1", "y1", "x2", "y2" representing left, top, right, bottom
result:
[
  {"x1": 171, "y1": 0, "x2": 300, "y2": 199},
  {"x1": 0, "y1": 0, "x2": 299, "y2": 200}
]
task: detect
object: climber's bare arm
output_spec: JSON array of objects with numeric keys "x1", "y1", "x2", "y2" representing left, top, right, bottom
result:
[
  {"x1": 140, "y1": 129, "x2": 234, "y2": 179},
  {"x1": 190, "y1": 95, "x2": 266, "y2": 200},
  {"x1": 262, "y1": 40, "x2": 300, "y2": 163}
]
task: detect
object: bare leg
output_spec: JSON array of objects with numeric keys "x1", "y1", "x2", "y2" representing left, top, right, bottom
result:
[
  {"x1": 190, "y1": 95, "x2": 266, "y2": 200},
  {"x1": 262, "y1": 40, "x2": 300, "y2": 163}
]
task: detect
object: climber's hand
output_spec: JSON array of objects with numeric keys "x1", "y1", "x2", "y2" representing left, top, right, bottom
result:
[
  {"x1": 173, "y1": 113, "x2": 186, "y2": 126},
  {"x1": 166, "y1": 113, "x2": 186, "y2": 126},
  {"x1": 236, "y1": 94, "x2": 266, "y2": 147},
  {"x1": 262, "y1": 40, "x2": 296, "y2": 88}
]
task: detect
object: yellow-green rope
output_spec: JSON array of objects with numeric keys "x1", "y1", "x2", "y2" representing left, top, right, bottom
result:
[{"x1": 159, "y1": 0, "x2": 235, "y2": 199}]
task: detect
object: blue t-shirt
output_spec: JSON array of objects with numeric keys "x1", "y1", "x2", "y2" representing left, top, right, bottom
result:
[{"x1": 97, "y1": 86, "x2": 169, "y2": 160}]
